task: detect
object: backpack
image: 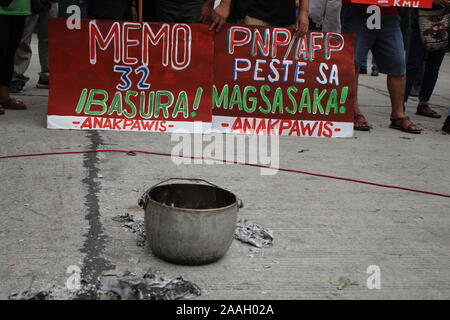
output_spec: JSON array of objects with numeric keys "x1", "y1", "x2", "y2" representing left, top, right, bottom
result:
[{"x1": 418, "y1": 8, "x2": 449, "y2": 52}]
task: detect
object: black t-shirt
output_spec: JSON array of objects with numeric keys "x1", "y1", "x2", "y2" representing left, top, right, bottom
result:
[{"x1": 241, "y1": 0, "x2": 296, "y2": 26}]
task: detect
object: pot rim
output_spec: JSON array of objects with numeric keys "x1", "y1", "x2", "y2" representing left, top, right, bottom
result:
[
  {"x1": 139, "y1": 180, "x2": 243, "y2": 213},
  {"x1": 144, "y1": 195, "x2": 239, "y2": 214},
  {"x1": 141, "y1": 185, "x2": 239, "y2": 214}
]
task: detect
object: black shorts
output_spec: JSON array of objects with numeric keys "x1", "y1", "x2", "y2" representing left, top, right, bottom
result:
[{"x1": 156, "y1": 0, "x2": 204, "y2": 23}]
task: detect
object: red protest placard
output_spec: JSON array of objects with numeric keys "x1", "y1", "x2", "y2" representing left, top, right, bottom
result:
[
  {"x1": 212, "y1": 26, "x2": 356, "y2": 138},
  {"x1": 48, "y1": 19, "x2": 213, "y2": 133},
  {"x1": 351, "y1": 0, "x2": 432, "y2": 8}
]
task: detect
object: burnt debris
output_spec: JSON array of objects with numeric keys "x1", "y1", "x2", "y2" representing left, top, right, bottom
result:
[
  {"x1": 234, "y1": 219, "x2": 274, "y2": 248},
  {"x1": 113, "y1": 214, "x2": 274, "y2": 249},
  {"x1": 98, "y1": 270, "x2": 202, "y2": 300},
  {"x1": 9, "y1": 269, "x2": 201, "y2": 300},
  {"x1": 112, "y1": 213, "x2": 146, "y2": 246}
]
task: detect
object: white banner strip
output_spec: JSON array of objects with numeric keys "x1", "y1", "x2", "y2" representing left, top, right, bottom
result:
[
  {"x1": 47, "y1": 116, "x2": 211, "y2": 134},
  {"x1": 47, "y1": 115, "x2": 353, "y2": 137},
  {"x1": 212, "y1": 116, "x2": 353, "y2": 138}
]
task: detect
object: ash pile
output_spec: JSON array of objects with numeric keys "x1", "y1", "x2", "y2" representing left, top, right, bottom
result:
[{"x1": 9, "y1": 269, "x2": 201, "y2": 301}]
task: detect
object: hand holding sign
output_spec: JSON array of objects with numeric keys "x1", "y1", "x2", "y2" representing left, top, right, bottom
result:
[
  {"x1": 295, "y1": 10, "x2": 309, "y2": 38},
  {"x1": 48, "y1": 19, "x2": 213, "y2": 133},
  {"x1": 212, "y1": 26, "x2": 356, "y2": 137},
  {"x1": 199, "y1": 0, "x2": 231, "y2": 33},
  {"x1": 48, "y1": 19, "x2": 356, "y2": 138}
]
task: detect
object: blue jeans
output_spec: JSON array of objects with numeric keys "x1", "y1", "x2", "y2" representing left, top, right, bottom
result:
[
  {"x1": 404, "y1": 21, "x2": 446, "y2": 102},
  {"x1": 342, "y1": 6, "x2": 406, "y2": 76}
]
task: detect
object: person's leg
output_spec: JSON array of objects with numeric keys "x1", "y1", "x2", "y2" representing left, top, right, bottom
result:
[
  {"x1": 309, "y1": 18, "x2": 322, "y2": 31},
  {"x1": 36, "y1": 2, "x2": 59, "y2": 87},
  {"x1": 0, "y1": 14, "x2": 12, "y2": 109},
  {"x1": 78, "y1": 0, "x2": 88, "y2": 19},
  {"x1": 342, "y1": 6, "x2": 375, "y2": 129},
  {"x1": 181, "y1": 0, "x2": 205, "y2": 23},
  {"x1": 372, "y1": 13, "x2": 406, "y2": 115},
  {"x1": 386, "y1": 73, "x2": 422, "y2": 133},
  {"x1": 87, "y1": 0, "x2": 129, "y2": 20},
  {"x1": 309, "y1": 0, "x2": 326, "y2": 19},
  {"x1": 244, "y1": 15, "x2": 271, "y2": 26},
  {"x1": 372, "y1": 13, "x2": 421, "y2": 133},
  {"x1": 442, "y1": 109, "x2": 450, "y2": 134},
  {"x1": 411, "y1": 62, "x2": 424, "y2": 97},
  {"x1": 11, "y1": 14, "x2": 37, "y2": 93},
  {"x1": 157, "y1": 0, "x2": 184, "y2": 22},
  {"x1": 322, "y1": 0, "x2": 341, "y2": 33},
  {"x1": 387, "y1": 75, "x2": 406, "y2": 118},
  {"x1": 416, "y1": 49, "x2": 446, "y2": 111},
  {"x1": 404, "y1": 22, "x2": 425, "y2": 102},
  {"x1": 371, "y1": 54, "x2": 379, "y2": 76},
  {"x1": 0, "y1": 15, "x2": 27, "y2": 110},
  {"x1": 360, "y1": 54, "x2": 368, "y2": 73},
  {"x1": 6, "y1": 16, "x2": 27, "y2": 90},
  {"x1": 143, "y1": 0, "x2": 158, "y2": 21}
]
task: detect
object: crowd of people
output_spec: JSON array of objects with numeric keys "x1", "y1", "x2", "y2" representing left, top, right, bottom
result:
[{"x1": 1, "y1": 0, "x2": 449, "y2": 134}]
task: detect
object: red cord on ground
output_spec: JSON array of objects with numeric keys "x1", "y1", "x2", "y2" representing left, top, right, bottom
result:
[{"x1": 0, "y1": 149, "x2": 449, "y2": 199}]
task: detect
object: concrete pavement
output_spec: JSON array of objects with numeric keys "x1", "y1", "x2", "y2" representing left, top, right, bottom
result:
[{"x1": 0, "y1": 37, "x2": 449, "y2": 300}]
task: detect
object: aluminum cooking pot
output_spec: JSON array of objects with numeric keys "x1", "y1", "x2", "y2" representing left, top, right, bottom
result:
[{"x1": 139, "y1": 178, "x2": 243, "y2": 265}]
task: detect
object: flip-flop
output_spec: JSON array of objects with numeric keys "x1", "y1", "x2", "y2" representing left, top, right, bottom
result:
[
  {"x1": 416, "y1": 104, "x2": 441, "y2": 118},
  {"x1": 389, "y1": 116, "x2": 423, "y2": 134},
  {"x1": 354, "y1": 113, "x2": 372, "y2": 131},
  {"x1": 0, "y1": 98, "x2": 27, "y2": 110}
]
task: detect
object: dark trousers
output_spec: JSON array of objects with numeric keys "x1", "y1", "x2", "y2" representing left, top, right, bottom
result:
[
  {"x1": 405, "y1": 21, "x2": 446, "y2": 102},
  {"x1": 156, "y1": 0, "x2": 204, "y2": 23},
  {"x1": 87, "y1": 0, "x2": 131, "y2": 20},
  {"x1": 143, "y1": 0, "x2": 157, "y2": 21},
  {"x1": 0, "y1": 14, "x2": 26, "y2": 87}
]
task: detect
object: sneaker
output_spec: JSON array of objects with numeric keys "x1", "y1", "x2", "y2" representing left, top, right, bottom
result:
[
  {"x1": 359, "y1": 67, "x2": 367, "y2": 75},
  {"x1": 10, "y1": 80, "x2": 25, "y2": 93},
  {"x1": 36, "y1": 78, "x2": 49, "y2": 89},
  {"x1": 442, "y1": 116, "x2": 450, "y2": 134},
  {"x1": 371, "y1": 67, "x2": 379, "y2": 77}
]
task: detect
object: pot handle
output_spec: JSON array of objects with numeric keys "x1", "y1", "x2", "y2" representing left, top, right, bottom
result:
[
  {"x1": 138, "y1": 178, "x2": 224, "y2": 208},
  {"x1": 149, "y1": 178, "x2": 221, "y2": 190},
  {"x1": 237, "y1": 198, "x2": 244, "y2": 209}
]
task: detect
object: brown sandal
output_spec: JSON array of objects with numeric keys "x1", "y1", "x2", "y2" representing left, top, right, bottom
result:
[
  {"x1": 354, "y1": 113, "x2": 372, "y2": 131},
  {"x1": 0, "y1": 98, "x2": 27, "y2": 110},
  {"x1": 416, "y1": 104, "x2": 441, "y2": 119},
  {"x1": 389, "y1": 116, "x2": 423, "y2": 134}
]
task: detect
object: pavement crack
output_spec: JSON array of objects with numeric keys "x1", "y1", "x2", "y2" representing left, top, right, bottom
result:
[
  {"x1": 79, "y1": 131, "x2": 114, "y2": 298},
  {"x1": 358, "y1": 84, "x2": 390, "y2": 98},
  {"x1": 24, "y1": 207, "x2": 52, "y2": 220},
  {"x1": 359, "y1": 83, "x2": 448, "y2": 109}
]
